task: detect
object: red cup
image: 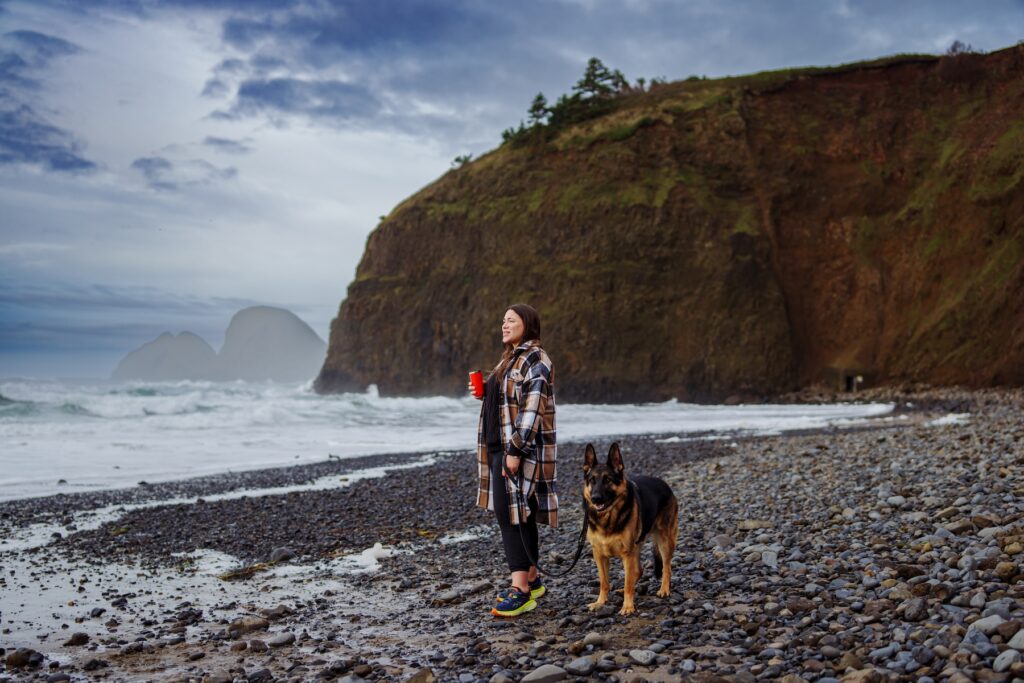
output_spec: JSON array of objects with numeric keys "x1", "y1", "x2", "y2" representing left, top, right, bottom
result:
[{"x1": 469, "y1": 370, "x2": 484, "y2": 398}]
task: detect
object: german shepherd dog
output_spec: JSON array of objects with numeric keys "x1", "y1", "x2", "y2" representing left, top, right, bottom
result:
[{"x1": 583, "y1": 442, "x2": 678, "y2": 615}]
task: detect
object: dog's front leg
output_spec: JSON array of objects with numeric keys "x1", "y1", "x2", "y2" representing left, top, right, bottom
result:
[
  {"x1": 587, "y1": 552, "x2": 610, "y2": 610},
  {"x1": 620, "y1": 552, "x2": 640, "y2": 615}
]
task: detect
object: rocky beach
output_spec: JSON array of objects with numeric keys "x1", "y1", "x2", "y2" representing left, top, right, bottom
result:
[{"x1": 2, "y1": 388, "x2": 1024, "y2": 683}]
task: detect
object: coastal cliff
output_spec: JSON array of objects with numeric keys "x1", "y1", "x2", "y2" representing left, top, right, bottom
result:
[{"x1": 317, "y1": 46, "x2": 1024, "y2": 401}]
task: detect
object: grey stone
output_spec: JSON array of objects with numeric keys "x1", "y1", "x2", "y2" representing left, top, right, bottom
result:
[
  {"x1": 62, "y1": 632, "x2": 89, "y2": 647},
  {"x1": 269, "y1": 546, "x2": 296, "y2": 563},
  {"x1": 995, "y1": 649, "x2": 1022, "y2": 672},
  {"x1": 968, "y1": 614, "x2": 1006, "y2": 635},
  {"x1": 902, "y1": 597, "x2": 928, "y2": 621},
  {"x1": 520, "y1": 664, "x2": 567, "y2": 683},
  {"x1": 711, "y1": 534, "x2": 734, "y2": 548},
  {"x1": 1008, "y1": 629, "x2": 1024, "y2": 650},
  {"x1": 247, "y1": 668, "x2": 273, "y2": 682},
  {"x1": 433, "y1": 589, "x2": 462, "y2": 605},
  {"x1": 566, "y1": 656, "x2": 595, "y2": 675},
  {"x1": 959, "y1": 628, "x2": 998, "y2": 658},
  {"x1": 583, "y1": 632, "x2": 605, "y2": 647},
  {"x1": 230, "y1": 616, "x2": 269, "y2": 636},
  {"x1": 681, "y1": 659, "x2": 696, "y2": 672},
  {"x1": 268, "y1": 632, "x2": 295, "y2": 648},
  {"x1": 629, "y1": 649, "x2": 657, "y2": 666},
  {"x1": 869, "y1": 642, "x2": 899, "y2": 661}
]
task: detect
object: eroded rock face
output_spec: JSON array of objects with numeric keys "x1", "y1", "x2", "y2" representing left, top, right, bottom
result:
[{"x1": 317, "y1": 47, "x2": 1024, "y2": 402}]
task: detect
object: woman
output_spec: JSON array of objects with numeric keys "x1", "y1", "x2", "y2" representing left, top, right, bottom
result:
[{"x1": 470, "y1": 304, "x2": 558, "y2": 617}]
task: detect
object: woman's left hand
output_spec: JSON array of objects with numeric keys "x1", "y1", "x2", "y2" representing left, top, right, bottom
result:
[{"x1": 504, "y1": 454, "x2": 520, "y2": 477}]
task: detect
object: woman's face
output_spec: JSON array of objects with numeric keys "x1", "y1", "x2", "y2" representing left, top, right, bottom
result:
[{"x1": 501, "y1": 309, "x2": 525, "y2": 346}]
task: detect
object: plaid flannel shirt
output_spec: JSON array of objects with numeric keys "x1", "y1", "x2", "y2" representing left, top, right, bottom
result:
[{"x1": 476, "y1": 340, "x2": 558, "y2": 527}]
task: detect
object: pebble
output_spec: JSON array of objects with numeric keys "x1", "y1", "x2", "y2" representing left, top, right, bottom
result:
[
  {"x1": 267, "y1": 632, "x2": 295, "y2": 648},
  {"x1": 566, "y1": 656, "x2": 595, "y2": 675},
  {"x1": 269, "y1": 546, "x2": 296, "y2": 563},
  {"x1": 520, "y1": 664, "x2": 567, "y2": 682},
  {"x1": 969, "y1": 614, "x2": 1007, "y2": 635},
  {"x1": 629, "y1": 649, "x2": 656, "y2": 666},
  {"x1": 62, "y1": 631, "x2": 89, "y2": 647},
  {"x1": 994, "y1": 649, "x2": 1022, "y2": 673}
]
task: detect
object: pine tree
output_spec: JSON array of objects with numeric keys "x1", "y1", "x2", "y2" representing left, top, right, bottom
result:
[
  {"x1": 573, "y1": 57, "x2": 615, "y2": 99},
  {"x1": 527, "y1": 92, "x2": 549, "y2": 126}
]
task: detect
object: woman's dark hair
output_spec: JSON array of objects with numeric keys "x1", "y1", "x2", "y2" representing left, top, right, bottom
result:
[{"x1": 490, "y1": 303, "x2": 542, "y2": 379}]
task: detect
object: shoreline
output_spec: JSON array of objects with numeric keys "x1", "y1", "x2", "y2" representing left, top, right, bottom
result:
[{"x1": 1, "y1": 388, "x2": 1022, "y2": 682}]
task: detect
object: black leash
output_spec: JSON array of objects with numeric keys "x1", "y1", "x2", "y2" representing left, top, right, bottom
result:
[{"x1": 502, "y1": 460, "x2": 589, "y2": 578}]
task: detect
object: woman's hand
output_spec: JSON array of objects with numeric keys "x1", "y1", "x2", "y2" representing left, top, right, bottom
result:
[
  {"x1": 504, "y1": 454, "x2": 520, "y2": 477},
  {"x1": 468, "y1": 381, "x2": 483, "y2": 400}
]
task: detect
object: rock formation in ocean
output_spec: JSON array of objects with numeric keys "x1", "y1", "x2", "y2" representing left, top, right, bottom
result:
[
  {"x1": 316, "y1": 46, "x2": 1024, "y2": 402},
  {"x1": 217, "y1": 306, "x2": 327, "y2": 382},
  {"x1": 112, "y1": 332, "x2": 217, "y2": 382},
  {"x1": 112, "y1": 306, "x2": 326, "y2": 382}
]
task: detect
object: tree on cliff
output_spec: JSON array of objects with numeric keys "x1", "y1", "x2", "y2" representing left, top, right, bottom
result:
[
  {"x1": 501, "y1": 57, "x2": 628, "y2": 146},
  {"x1": 528, "y1": 92, "x2": 549, "y2": 126}
]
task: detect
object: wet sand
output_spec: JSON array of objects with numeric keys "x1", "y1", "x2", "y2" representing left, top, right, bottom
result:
[{"x1": 2, "y1": 388, "x2": 1022, "y2": 682}]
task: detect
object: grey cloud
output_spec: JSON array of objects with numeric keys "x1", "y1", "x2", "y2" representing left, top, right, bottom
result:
[
  {"x1": 201, "y1": 77, "x2": 229, "y2": 98},
  {"x1": 0, "y1": 29, "x2": 95, "y2": 172},
  {"x1": 131, "y1": 155, "x2": 237, "y2": 191},
  {"x1": 214, "y1": 76, "x2": 380, "y2": 124},
  {"x1": 202, "y1": 136, "x2": 252, "y2": 154},
  {"x1": 0, "y1": 281, "x2": 257, "y2": 315},
  {"x1": 0, "y1": 104, "x2": 96, "y2": 172}
]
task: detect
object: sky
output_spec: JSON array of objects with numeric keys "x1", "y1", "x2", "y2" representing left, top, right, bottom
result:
[{"x1": 1, "y1": 0, "x2": 1022, "y2": 379}]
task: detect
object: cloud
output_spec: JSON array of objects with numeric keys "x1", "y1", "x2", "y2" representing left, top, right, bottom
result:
[
  {"x1": 202, "y1": 136, "x2": 252, "y2": 154},
  {"x1": 0, "y1": 281, "x2": 257, "y2": 316},
  {"x1": 131, "y1": 155, "x2": 237, "y2": 190},
  {"x1": 0, "y1": 104, "x2": 96, "y2": 171},
  {"x1": 0, "y1": 28, "x2": 95, "y2": 172},
  {"x1": 214, "y1": 76, "x2": 380, "y2": 124}
]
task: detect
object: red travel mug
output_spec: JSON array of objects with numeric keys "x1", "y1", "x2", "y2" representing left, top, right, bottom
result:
[{"x1": 469, "y1": 370, "x2": 484, "y2": 398}]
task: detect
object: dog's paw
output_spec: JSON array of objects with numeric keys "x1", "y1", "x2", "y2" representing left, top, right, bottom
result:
[
  {"x1": 657, "y1": 585, "x2": 671, "y2": 598},
  {"x1": 587, "y1": 600, "x2": 605, "y2": 611},
  {"x1": 618, "y1": 604, "x2": 636, "y2": 616}
]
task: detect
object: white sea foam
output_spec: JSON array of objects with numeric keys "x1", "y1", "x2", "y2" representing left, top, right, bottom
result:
[
  {"x1": 927, "y1": 413, "x2": 971, "y2": 427},
  {"x1": 0, "y1": 378, "x2": 894, "y2": 502}
]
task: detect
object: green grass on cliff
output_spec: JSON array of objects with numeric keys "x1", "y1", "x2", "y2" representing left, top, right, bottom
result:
[{"x1": 969, "y1": 121, "x2": 1024, "y2": 202}]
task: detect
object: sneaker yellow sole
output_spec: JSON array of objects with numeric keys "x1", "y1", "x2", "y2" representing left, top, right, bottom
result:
[{"x1": 491, "y1": 598, "x2": 537, "y2": 617}]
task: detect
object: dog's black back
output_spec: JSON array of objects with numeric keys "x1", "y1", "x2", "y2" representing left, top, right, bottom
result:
[{"x1": 632, "y1": 474, "x2": 674, "y2": 542}]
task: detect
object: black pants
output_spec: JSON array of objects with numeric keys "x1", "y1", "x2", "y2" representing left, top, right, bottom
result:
[{"x1": 488, "y1": 446, "x2": 538, "y2": 573}]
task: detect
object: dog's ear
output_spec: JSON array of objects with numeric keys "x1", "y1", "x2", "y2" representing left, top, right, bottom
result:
[
  {"x1": 607, "y1": 442, "x2": 624, "y2": 475},
  {"x1": 584, "y1": 443, "x2": 597, "y2": 473}
]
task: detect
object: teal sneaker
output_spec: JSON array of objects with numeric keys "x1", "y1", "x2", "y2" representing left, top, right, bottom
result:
[{"x1": 491, "y1": 587, "x2": 536, "y2": 617}]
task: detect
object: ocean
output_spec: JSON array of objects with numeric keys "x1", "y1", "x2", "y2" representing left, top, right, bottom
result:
[{"x1": 0, "y1": 378, "x2": 896, "y2": 502}]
